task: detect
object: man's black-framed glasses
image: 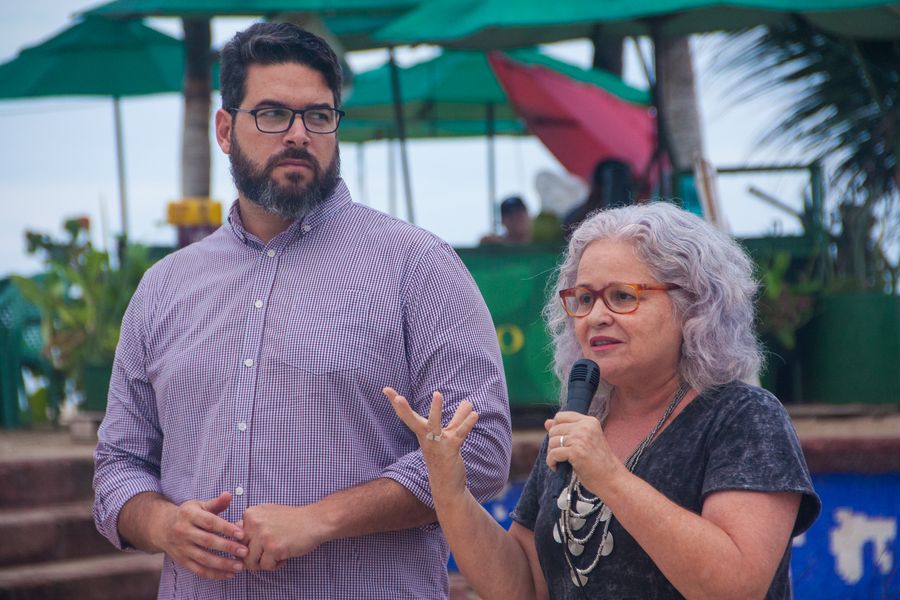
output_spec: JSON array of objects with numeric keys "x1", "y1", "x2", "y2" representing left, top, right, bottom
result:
[{"x1": 230, "y1": 106, "x2": 345, "y2": 134}]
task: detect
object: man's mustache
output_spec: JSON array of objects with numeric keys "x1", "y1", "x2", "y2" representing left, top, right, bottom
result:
[{"x1": 265, "y1": 148, "x2": 320, "y2": 174}]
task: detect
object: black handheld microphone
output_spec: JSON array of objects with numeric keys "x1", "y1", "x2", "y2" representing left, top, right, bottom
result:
[{"x1": 555, "y1": 359, "x2": 601, "y2": 490}]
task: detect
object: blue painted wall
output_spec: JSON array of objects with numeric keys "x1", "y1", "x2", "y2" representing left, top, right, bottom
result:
[
  {"x1": 453, "y1": 474, "x2": 900, "y2": 598},
  {"x1": 793, "y1": 473, "x2": 899, "y2": 599}
]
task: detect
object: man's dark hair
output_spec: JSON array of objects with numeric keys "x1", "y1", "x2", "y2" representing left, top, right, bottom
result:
[{"x1": 219, "y1": 22, "x2": 343, "y2": 111}]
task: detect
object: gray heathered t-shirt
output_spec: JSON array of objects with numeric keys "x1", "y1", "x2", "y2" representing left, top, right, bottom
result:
[{"x1": 510, "y1": 381, "x2": 821, "y2": 600}]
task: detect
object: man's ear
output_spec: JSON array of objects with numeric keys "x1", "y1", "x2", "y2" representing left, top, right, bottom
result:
[{"x1": 215, "y1": 108, "x2": 233, "y2": 154}]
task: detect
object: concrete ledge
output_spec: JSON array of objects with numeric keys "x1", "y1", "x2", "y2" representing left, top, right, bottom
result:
[
  {"x1": 0, "y1": 458, "x2": 95, "y2": 510},
  {"x1": 0, "y1": 501, "x2": 113, "y2": 567},
  {"x1": 801, "y1": 437, "x2": 900, "y2": 473},
  {"x1": 511, "y1": 410, "x2": 900, "y2": 479},
  {"x1": 0, "y1": 553, "x2": 162, "y2": 600}
]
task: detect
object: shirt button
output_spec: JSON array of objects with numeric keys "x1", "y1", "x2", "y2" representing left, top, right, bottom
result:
[
  {"x1": 237, "y1": 422, "x2": 247, "y2": 432},
  {"x1": 254, "y1": 300, "x2": 263, "y2": 309},
  {"x1": 243, "y1": 358, "x2": 254, "y2": 368},
  {"x1": 267, "y1": 249, "x2": 276, "y2": 258},
  {"x1": 301, "y1": 224, "x2": 311, "y2": 233},
  {"x1": 235, "y1": 486, "x2": 244, "y2": 496}
]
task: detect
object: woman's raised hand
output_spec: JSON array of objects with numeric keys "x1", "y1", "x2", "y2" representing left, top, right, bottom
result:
[{"x1": 384, "y1": 388, "x2": 479, "y2": 499}]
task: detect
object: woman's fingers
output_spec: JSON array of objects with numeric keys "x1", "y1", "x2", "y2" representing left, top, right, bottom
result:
[
  {"x1": 456, "y1": 409, "x2": 480, "y2": 440},
  {"x1": 384, "y1": 387, "x2": 425, "y2": 431},
  {"x1": 385, "y1": 387, "x2": 478, "y2": 445},
  {"x1": 446, "y1": 400, "x2": 472, "y2": 429},
  {"x1": 427, "y1": 391, "x2": 444, "y2": 434}
]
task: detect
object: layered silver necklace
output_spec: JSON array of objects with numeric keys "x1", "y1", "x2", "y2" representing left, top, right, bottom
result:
[{"x1": 553, "y1": 381, "x2": 691, "y2": 587}]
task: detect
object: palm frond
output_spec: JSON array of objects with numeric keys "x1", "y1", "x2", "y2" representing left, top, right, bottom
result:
[{"x1": 714, "y1": 17, "x2": 899, "y2": 199}]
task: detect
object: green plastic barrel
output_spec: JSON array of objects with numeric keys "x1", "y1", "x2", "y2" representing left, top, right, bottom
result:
[{"x1": 797, "y1": 293, "x2": 900, "y2": 404}]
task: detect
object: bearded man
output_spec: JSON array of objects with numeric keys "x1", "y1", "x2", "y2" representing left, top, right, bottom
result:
[{"x1": 93, "y1": 22, "x2": 511, "y2": 600}]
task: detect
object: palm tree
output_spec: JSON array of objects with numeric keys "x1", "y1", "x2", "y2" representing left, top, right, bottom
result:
[
  {"x1": 181, "y1": 19, "x2": 212, "y2": 201},
  {"x1": 715, "y1": 18, "x2": 900, "y2": 292},
  {"x1": 655, "y1": 35, "x2": 706, "y2": 174}
]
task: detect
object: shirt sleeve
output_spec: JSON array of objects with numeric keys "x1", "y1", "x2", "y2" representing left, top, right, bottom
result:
[
  {"x1": 510, "y1": 437, "x2": 550, "y2": 530},
  {"x1": 380, "y1": 242, "x2": 512, "y2": 506},
  {"x1": 92, "y1": 271, "x2": 165, "y2": 550},
  {"x1": 702, "y1": 386, "x2": 821, "y2": 536}
]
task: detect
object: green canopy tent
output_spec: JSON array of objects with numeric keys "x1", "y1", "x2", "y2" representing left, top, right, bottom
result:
[
  {"x1": 340, "y1": 48, "x2": 650, "y2": 228},
  {"x1": 0, "y1": 15, "x2": 218, "y2": 239},
  {"x1": 341, "y1": 49, "x2": 526, "y2": 227}
]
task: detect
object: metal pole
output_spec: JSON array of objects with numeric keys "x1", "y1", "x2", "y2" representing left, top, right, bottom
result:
[
  {"x1": 388, "y1": 139, "x2": 397, "y2": 217},
  {"x1": 486, "y1": 103, "x2": 497, "y2": 233},
  {"x1": 649, "y1": 27, "x2": 673, "y2": 199},
  {"x1": 112, "y1": 96, "x2": 128, "y2": 239},
  {"x1": 356, "y1": 142, "x2": 366, "y2": 204},
  {"x1": 387, "y1": 48, "x2": 415, "y2": 224}
]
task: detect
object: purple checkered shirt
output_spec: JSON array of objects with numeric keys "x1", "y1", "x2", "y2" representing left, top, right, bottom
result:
[{"x1": 93, "y1": 179, "x2": 512, "y2": 599}]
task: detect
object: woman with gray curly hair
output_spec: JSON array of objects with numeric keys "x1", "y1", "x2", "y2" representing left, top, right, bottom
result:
[{"x1": 387, "y1": 201, "x2": 820, "y2": 599}]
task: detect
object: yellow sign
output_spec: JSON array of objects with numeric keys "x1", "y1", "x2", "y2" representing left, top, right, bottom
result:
[
  {"x1": 496, "y1": 324, "x2": 525, "y2": 355},
  {"x1": 167, "y1": 197, "x2": 222, "y2": 226}
]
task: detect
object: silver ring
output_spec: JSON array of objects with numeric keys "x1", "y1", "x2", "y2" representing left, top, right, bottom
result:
[
  {"x1": 426, "y1": 431, "x2": 443, "y2": 442},
  {"x1": 559, "y1": 435, "x2": 565, "y2": 448}
]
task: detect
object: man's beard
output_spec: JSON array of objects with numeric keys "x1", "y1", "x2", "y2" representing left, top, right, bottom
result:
[{"x1": 229, "y1": 134, "x2": 341, "y2": 221}]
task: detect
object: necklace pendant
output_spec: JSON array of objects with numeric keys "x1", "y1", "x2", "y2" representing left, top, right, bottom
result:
[
  {"x1": 553, "y1": 518, "x2": 564, "y2": 543},
  {"x1": 600, "y1": 532, "x2": 614, "y2": 556},
  {"x1": 575, "y1": 499, "x2": 594, "y2": 514},
  {"x1": 556, "y1": 492, "x2": 569, "y2": 510},
  {"x1": 599, "y1": 505, "x2": 612, "y2": 522},
  {"x1": 567, "y1": 539, "x2": 585, "y2": 556},
  {"x1": 570, "y1": 569, "x2": 589, "y2": 587},
  {"x1": 568, "y1": 515, "x2": 586, "y2": 531}
]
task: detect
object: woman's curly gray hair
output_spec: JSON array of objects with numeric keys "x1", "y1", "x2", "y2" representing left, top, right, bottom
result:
[{"x1": 545, "y1": 201, "x2": 762, "y2": 406}]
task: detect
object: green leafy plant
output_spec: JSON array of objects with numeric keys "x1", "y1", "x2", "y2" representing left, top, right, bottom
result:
[
  {"x1": 12, "y1": 218, "x2": 150, "y2": 405},
  {"x1": 757, "y1": 251, "x2": 820, "y2": 351},
  {"x1": 716, "y1": 19, "x2": 899, "y2": 294}
]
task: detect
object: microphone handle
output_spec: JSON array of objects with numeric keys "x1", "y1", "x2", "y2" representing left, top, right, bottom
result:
[{"x1": 556, "y1": 360, "x2": 600, "y2": 494}]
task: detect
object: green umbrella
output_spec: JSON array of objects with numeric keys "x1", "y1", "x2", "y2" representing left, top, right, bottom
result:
[
  {"x1": 376, "y1": 0, "x2": 900, "y2": 48},
  {"x1": 341, "y1": 50, "x2": 527, "y2": 226},
  {"x1": 342, "y1": 50, "x2": 524, "y2": 135},
  {"x1": 0, "y1": 16, "x2": 216, "y2": 238}
]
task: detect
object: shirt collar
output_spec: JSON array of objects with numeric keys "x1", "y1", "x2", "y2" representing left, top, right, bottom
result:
[{"x1": 227, "y1": 178, "x2": 353, "y2": 247}]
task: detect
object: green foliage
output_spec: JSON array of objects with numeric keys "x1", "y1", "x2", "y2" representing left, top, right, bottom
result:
[
  {"x1": 716, "y1": 19, "x2": 899, "y2": 292},
  {"x1": 757, "y1": 251, "x2": 820, "y2": 351},
  {"x1": 11, "y1": 218, "x2": 151, "y2": 396}
]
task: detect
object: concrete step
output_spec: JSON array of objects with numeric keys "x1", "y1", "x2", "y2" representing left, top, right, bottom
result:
[
  {"x1": 0, "y1": 553, "x2": 162, "y2": 600},
  {"x1": 0, "y1": 457, "x2": 94, "y2": 510},
  {"x1": 0, "y1": 501, "x2": 114, "y2": 567}
]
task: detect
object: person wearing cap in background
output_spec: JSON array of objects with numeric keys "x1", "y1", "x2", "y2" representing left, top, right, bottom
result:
[{"x1": 481, "y1": 196, "x2": 534, "y2": 245}]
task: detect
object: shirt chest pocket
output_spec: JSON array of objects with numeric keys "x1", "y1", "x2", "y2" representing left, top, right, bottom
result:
[{"x1": 273, "y1": 289, "x2": 375, "y2": 374}]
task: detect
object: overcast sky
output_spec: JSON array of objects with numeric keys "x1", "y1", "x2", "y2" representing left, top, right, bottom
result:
[{"x1": 0, "y1": 1, "x2": 811, "y2": 277}]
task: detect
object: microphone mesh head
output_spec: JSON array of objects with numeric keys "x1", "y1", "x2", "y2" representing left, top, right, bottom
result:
[{"x1": 568, "y1": 359, "x2": 600, "y2": 389}]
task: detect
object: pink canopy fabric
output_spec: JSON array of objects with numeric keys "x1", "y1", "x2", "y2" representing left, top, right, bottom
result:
[{"x1": 489, "y1": 52, "x2": 658, "y2": 187}]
